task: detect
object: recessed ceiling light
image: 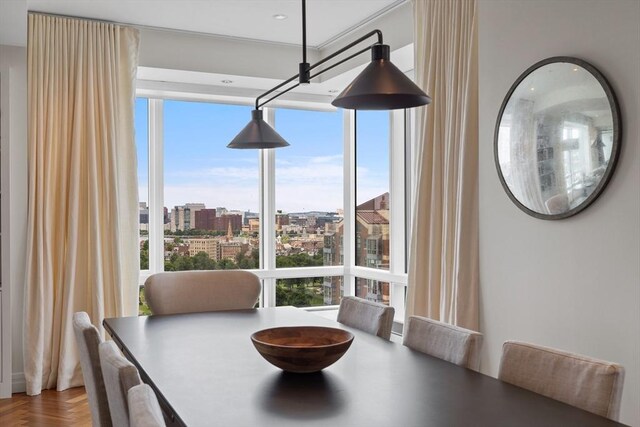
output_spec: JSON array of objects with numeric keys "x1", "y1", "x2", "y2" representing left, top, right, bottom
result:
[
  {"x1": 530, "y1": 87, "x2": 535, "y2": 91},
  {"x1": 273, "y1": 14, "x2": 287, "y2": 20},
  {"x1": 572, "y1": 67, "x2": 579, "y2": 72},
  {"x1": 221, "y1": 79, "x2": 233, "y2": 84}
]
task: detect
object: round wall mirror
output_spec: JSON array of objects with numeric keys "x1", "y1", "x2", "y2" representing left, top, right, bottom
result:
[{"x1": 494, "y1": 57, "x2": 621, "y2": 220}]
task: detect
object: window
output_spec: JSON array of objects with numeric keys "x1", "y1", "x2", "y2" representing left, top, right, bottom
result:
[
  {"x1": 274, "y1": 108, "x2": 343, "y2": 267},
  {"x1": 137, "y1": 93, "x2": 408, "y2": 316},
  {"x1": 163, "y1": 100, "x2": 259, "y2": 272},
  {"x1": 273, "y1": 109, "x2": 344, "y2": 307},
  {"x1": 355, "y1": 110, "x2": 391, "y2": 304},
  {"x1": 276, "y1": 276, "x2": 343, "y2": 307},
  {"x1": 136, "y1": 98, "x2": 149, "y2": 271}
]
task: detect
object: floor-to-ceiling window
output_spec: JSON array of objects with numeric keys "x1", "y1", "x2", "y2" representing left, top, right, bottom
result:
[
  {"x1": 274, "y1": 108, "x2": 344, "y2": 307},
  {"x1": 355, "y1": 110, "x2": 391, "y2": 305},
  {"x1": 135, "y1": 94, "x2": 408, "y2": 318},
  {"x1": 163, "y1": 100, "x2": 260, "y2": 272}
]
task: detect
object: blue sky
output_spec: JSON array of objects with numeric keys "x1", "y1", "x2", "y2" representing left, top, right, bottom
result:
[{"x1": 135, "y1": 98, "x2": 389, "y2": 212}]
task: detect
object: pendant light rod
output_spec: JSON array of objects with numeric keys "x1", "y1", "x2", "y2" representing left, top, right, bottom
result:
[
  {"x1": 260, "y1": 82, "x2": 301, "y2": 108},
  {"x1": 299, "y1": 0, "x2": 310, "y2": 84},
  {"x1": 255, "y1": 74, "x2": 300, "y2": 109},
  {"x1": 308, "y1": 45, "x2": 372, "y2": 80},
  {"x1": 309, "y1": 29, "x2": 382, "y2": 73},
  {"x1": 255, "y1": 29, "x2": 383, "y2": 110},
  {"x1": 302, "y1": 0, "x2": 307, "y2": 64}
]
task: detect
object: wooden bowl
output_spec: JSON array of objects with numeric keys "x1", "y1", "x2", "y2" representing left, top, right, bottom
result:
[{"x1": 251, "y1": 326, "x2": 354, "y2": 373}]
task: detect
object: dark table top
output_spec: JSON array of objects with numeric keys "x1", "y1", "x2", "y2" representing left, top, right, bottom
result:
[{"x1": 104, "y1": 306, "x2": 623, "y2": 427}]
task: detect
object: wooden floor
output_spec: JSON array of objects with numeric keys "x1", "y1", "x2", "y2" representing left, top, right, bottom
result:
[{"x1": 0, "y1": 387, "x2": 91, "y2": 426}]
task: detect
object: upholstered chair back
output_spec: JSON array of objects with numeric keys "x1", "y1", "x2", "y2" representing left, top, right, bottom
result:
[
  {"x1": 128, "y1": 384, "x2": 166, "y2": 427},
  {"x1": 337, "y1": 296, "x2": 395, "y2": 340},
  {"x1": 499, "y1": 341, "x2": 625, "y2": 420},
  {"x1": 403, "y1": 315, "x2": 483, "y2": 371},
  {"x1": 99, "y1": 341, "x2": 143, "y2": 427},
  {"x1": 144, "y1": 270, "x2": 261, "y2": 315},
  {"x1": 72, "y1": 312, "x2": 113, "y2": 427}
]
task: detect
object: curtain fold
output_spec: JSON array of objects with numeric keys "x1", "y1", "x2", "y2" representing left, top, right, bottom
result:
[
  {"x1": 406, "y1": 0, "x2": 479, "y2": 330},
  {"x1": 25, "y1": 13, "x2": 140, "y2": 395}
]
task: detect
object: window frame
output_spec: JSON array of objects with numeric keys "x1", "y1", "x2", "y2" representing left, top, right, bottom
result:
[{"x1": 136, "y1": 84, "x2": 409, "y2": 318}]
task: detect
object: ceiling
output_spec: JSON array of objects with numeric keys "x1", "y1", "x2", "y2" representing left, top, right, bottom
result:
[
  {"x1": 27, "y1": 0, "x2": 405, "y2": 48},
  {"x1": 9, "y1": 0, "x2": 413, "y2": 104}
]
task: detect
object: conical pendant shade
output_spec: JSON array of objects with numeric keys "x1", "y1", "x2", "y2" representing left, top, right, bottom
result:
[
  {"x1": 331, "y1": 44, "x2": 431, "y2": 110},
  {"x1": 227, "y1": 109, "x2": 290, "y2": 149}
]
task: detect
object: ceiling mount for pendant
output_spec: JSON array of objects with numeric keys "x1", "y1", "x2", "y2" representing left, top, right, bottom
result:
[{"x1": 228, "y1": 0, "x2": 431, "y2": 149}]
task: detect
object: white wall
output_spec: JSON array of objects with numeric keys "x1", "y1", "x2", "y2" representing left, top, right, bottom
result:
[
  {"x1": 0, "y1": 45, "x2": 28, "y2": 394},
  {"x1": 138, "y1": 27, "x2": 320, "y2": 81},
  {"x1": 478, "y1": 0, "x2": 640, "y2": 425}
]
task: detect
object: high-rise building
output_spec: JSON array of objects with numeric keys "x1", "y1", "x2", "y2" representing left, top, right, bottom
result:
[
  {"x1": 170, "y1": 206, "x2": 188, "y2": 231},
  {"x1": 185, "y1": 203, "x2": 205, "y2": 230},
  {"x1": 323, "y1": 193, "x2": 390, "y2": 305},
  {"x1": 355, "y1": 209, "x2": 389, "y2": 303},
  {"x1": 170, "y1": 203, "x2": 206, "y2": 231},
  {"x1": 195, "y1": 208, "x2": 216, "y2": 230}
]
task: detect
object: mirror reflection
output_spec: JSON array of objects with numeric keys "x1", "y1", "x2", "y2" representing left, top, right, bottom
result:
[{"x1": 495, "y1": 58, "x2": 619, "y2": 218}]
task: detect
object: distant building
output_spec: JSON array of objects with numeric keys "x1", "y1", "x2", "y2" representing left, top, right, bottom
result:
[
  {"x1": 355, "y1": 209, "x2": 389, "y2": 304},
  {"x1": 139, "y1": 202, "x2": 149, "y2": 225},
  {"x1": 218, "y1": 241, "x2": 245, "y2": 260},
  {"x1": 170, "y1": 203, "x2": 205, "y2": 231},
  {"x1": 247, "y1": 218, "x2": 260, "y2": 233},
  {"x1": 323, "y1": 220, "x2": 344, "y2": 305},
  {"x1": 185, "y1": 238, "x2": 219, "y2": 260},
  {"x1": 244, "y1": 210, "x2": 259, "y2": 226},
  {"x1": 215, "y1": 214, "x2": 242, "y2": 234},
  {"x1": 275, "y1": 212, "x2": 290, "y2": 231},
  {"x1": 195, "y1": 208, "x2": 216, "y2": 230},
  {"x1": 324, "y1": 193, "x2": 390, "y2": 305},
  {"x1": 315, "y1": 212, "x2": 341, "y2": 229}
]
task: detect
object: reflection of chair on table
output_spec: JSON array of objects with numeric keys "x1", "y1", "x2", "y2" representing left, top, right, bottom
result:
[{"x1": 545, "y1": 193, "x2": 569, "y2": 214}]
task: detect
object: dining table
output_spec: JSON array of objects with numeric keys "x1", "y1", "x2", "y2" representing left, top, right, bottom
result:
[{"x1": 103, "y1": 306, "x2": 624, "y2": 427}]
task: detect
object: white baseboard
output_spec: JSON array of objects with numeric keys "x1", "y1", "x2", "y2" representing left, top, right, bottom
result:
[{"x1": 12, "y1": 372, "x2": 26, "y2": 394}]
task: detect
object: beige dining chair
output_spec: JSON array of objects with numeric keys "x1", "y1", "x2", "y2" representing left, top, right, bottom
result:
[
  {"x1": 144, "y1": 270, "x2": 261, "y2": 315},
  {"x1": 402, "y1": 315, "x2": 483, "y2": 371},
  {"x1": 337, "y1": 296, "x2": 395, "y2": 340},
  {"x1": 499, "y1": 341, "x2": 625, "y2": 420},
  {"x1": 128, "y1": 384, "x2": 166, "y2": 427},
  {"x1": 72, "y1": 312, "x2": 113, "y2": 427},
  {"x1": 99, "y1": 341, "x2": 143, "y2": 427}
]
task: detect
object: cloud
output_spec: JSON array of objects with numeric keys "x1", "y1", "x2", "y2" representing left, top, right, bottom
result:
[
  {"x1": 159, "y1": 153, "x2": 388, "y2": 212},
  {"x1": 168, "y1": 167, "x2": 258, "y2": 181}
]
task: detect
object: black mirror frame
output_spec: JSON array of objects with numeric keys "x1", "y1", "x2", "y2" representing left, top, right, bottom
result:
[{"x1": 493, "y1": 56, "x2": 622, "y2": 220}]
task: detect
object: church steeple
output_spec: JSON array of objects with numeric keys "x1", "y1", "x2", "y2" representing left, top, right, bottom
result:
[{"x1": 227, "y1": 220, "x2": 233, "y2": 240}]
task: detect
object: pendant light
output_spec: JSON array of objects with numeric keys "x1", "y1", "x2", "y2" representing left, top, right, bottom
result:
[
  {"x1": 331, "y1": 44, "x2": 431, "y2": 109},
  {"x1": 227, "y1": 110, "x2": 289, "y2": 149},
  {"x1": 228, "y1": 0, "x2": 431, "y2": 149}
]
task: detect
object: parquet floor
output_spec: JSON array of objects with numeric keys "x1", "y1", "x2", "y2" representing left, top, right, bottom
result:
[{"x1": 0, "y1": 387, "x2": 92, "y2": 426}]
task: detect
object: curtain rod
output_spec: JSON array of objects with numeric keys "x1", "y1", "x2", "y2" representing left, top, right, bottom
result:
[{"x1": 26, "y1": 10, "x2": 314, "y2": 50}]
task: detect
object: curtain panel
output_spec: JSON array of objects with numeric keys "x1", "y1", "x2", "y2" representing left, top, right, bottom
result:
[
  {"x1": 25, "y1": 13, "x2": 140, "y2": 394},
  {"x1": 406, "y1": 0, "x2": 479, "y2": 330}
]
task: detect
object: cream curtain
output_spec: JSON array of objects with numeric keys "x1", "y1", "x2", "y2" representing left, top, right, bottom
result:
[
  {"x1": 25, "y1": 13, "x2": 140, "y2": 395},
  {"x1": 406, "y1": 0, "x2": 479, "y2": 330}
]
